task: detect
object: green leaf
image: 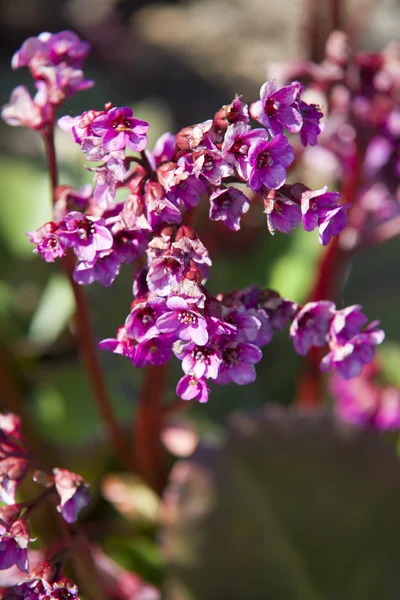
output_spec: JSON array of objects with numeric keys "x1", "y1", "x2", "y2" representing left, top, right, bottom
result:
[
  {"x1": 28, "y1": 272, "x2": 75, "y2": 348},
  {"x1": 378, "y1": 342, "x2": 400, "y2": 387},
  {"x1": 267, "y1": 227, "x2": 321, "y2": 303},
  {"x1": 0, "y1": 158, "x2": 52, "y2": 258},
  {"x1": 162, "y1": 408, "x2": 400, "y2": 600}
]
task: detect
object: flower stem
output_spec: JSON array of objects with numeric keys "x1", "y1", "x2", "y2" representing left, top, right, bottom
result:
[
  {"x1": 296, "y1": 151, "x2": 362, "y2": 406},
  {"x1": 42, "y1": 120, "x2": 134, "y2": 472},
  {"x1": 133, "y1": 364, "x2": 168, "y2": 494}
]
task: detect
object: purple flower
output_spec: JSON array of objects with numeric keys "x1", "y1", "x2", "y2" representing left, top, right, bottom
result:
[
  {"x1": 174, "y1": 341, "x2": 222, "y2": 379},
  {"x1": 330, "y1": 369, "x2": 400, "y2": 430},
  {"x1": 215, "y1": 342, "x2": 262, "y2": 385},
  {"x1": 221, "y1": 122, "x2": 267, "y2": 180},
  {"x1": 4, "y1": 566, "x2": 80, "y2": 600},
  {"x1": 0, "y1": 415, "x2": 30, "y2": 505},
  {"x1": 1, "y1": 85, "x2": 48, "y2": 130},
  {"x1": 298, "y1": 185, "x2": 341, "y2": 231},
  {"x1": 73, "y1": 252, "x2": 122, "y2": 287},
  {"x1": 0, "y1": 520, "x2": 31, "y2": 573},
  {"x1": 298, "y1": 100, "x2": 324, "y2": 146},
  {"x1": 204, "y1": 298, "x2": 238, "y2": 338},
  {"x1": 91, "y1": 106, "x2": 149, "y2": 153},
  {"x1": 318, "y1": 205, "x2": 349, "y2": 246},
  {"x1": 58, "y1": 108, "x2": 104, "y2": 144},
  {"x1": 375, "y1": 387, "x2": 400, "y2": 430},
  {"x1": 98, "y1": 326, "x2": 135, "y2": 361},
  {"x1": 172, "y1": 226, "x2": 212, "y2": 266},
  {"x1": 41, "y1": 64, "x2": 93, "y2": 103},
  {"x1": 214, "y1": 95, "x2": 249, "y2": 133},
  {"x1": 111, "y1": 227, "x2": 149, "y2": 265},
  {"x1": 58, "y1": 212, "x2": 113, "y2": 262},
  {"x1": 248, "y1": 134, "x2": 294, "y2": 191},
  {"x1": 125, "y1": 296, "x2": 167, "y2": 342},
  {"x1": 147, "y1": 256, "x2": 184, "y2": 296},
  {"x1": 320, "y1": 307, "x2": 385, "y2": 379},
  {"x1": 263, "y1": 190, "x2": 301, "y2": 234},
  {"x1": 222, "y1": 307, "x2": 262, "y2": 343},
  {"x1": 176, "y1": 375, "x2": 209, "y2": 403},
  {"x1": 176, "y1": 119, "x2": 216, "y2": 152},
  {"x1": 250, "y1": 80, "x2": 302, "y2": 135},
  {"x1": 10, "y1": 32, "x2": 93, "y2": 105},
  {"x1": 290, "y1": 301, "x2": 336, "y2": 355},
  {"x1": 12, "y1": 31, "x2": 90, "y2": 72},
  {"x1": 166, "y1": 175, "x2": 205, "y2": 211},
  {"x1": 144, "y1": 181, "x2": 182, "y2": 229},
  {"x1": 296, "y1": 184, "x2": 348, "y2": 244},
  {"x1": 92, "y1": 165, "x2": 119, "y2": 208},
  {"x1": 156, "y1": 297, "x2": 208, "y2": 345},
  {"x1": 53, "y1": 468, "x2": 90, "y2": 524},
  {"x1": 146, "y1": 132, "x2": 176, "y2": 169},
  {"x1": 209, "y1": 187, "x2": 250, "y2": 231},
  {"x1": 193, "y1": 146, "x2": 231, "y2": 185},
  {"x1": 134, "y1": 335, "x2": 174, "y2": 367},
  {"x1": 255, "y1": 288, "x2": 298, "y2": 331},
  {"x1": 27, "y1": 222, "x2": 66, "y2": 263}
]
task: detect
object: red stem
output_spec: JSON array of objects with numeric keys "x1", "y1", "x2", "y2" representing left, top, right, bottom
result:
[
  {"x1": 296, "y1": 152, "x2": 362, "y2": 407},
  {"x1": 133, "y1": 364, "x2": 167, "y2": 494},
  {"x1": 42, "y1": 120, "x2": 134, "y2": 472}
]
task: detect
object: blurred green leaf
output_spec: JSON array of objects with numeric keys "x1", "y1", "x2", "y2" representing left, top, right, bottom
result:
[
  {"x1": 378, "y1": 342, "x2": 400, "y2": 387},
  {"x1": 31, "y1": 364, "x2": 100, "y2": 445},
  {"x1": 267, "y1": 227, "x2": 322, "y2": 303},
  {"x1": 28, "y1": 272, "x2": 75, "y2": 348},
  {"x1": 0, "y1": 158, "x2": 52, "y2": 257},
  {"x1": 162, "y1": 408, "x2": 400, "y2": 600}
]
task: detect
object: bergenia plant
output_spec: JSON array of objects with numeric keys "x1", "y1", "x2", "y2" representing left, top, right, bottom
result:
[{"x1": 1, "y1": 27, "x2": 397, "y2": 598}]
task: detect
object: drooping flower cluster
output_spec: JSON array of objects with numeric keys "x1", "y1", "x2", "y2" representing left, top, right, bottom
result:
[
  {"x1": 101, "y1": 283, "x2": 299, "y2": 403},
  {"x1": 290, "y1": 302, "x2": 385, "y2": 379},
  {"x1": 1, "y1": 31, "x2": 385, "y2": 404},
  {"x1": 0, "y1": 412, "x2": 90, "y2": 587}
]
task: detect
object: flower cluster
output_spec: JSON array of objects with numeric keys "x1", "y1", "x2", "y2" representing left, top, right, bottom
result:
[
  {"x1": 330, "y1": 363, "x2": 400, "y2": 430},
  {"x1": 103, "y1": 281, "x2": 383, "y2": 402},
  {"x1": 1, "y1": 31, "x2": 93, "y2": 131},
  {"x1": 2, "y1": 561, "x2": 79, "y2": 600},
  {"x1": 276, "y1": 31, "x2": 400, "y2": 245},
  {"x1": 101, "y1": 285, "x2": 296, "y2": 403},
  {"x1": 21, "y1": 67, "x2": 345, "y2": 285},
  {"x1": 1, "y1": 31, "x2": 385, "y2": 404},
  {"x1": 0, "y1": 412, "x2": 89, "y2": 583},
  {"x1": 290, "y1": 302, "x2": 385, "y2": 379}
]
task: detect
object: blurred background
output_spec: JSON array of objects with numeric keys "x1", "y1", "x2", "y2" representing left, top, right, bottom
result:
[{"x1": 0, "y1": 1, "x2": 399, "y2": 593}]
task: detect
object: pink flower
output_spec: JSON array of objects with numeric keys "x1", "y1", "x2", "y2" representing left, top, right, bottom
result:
[
  {"x1": 0, "y1": 520, "x2": 32, "y2": 573},
  {"x1": 250, "y1": 80, "x2": 302, "y2": 135},
  {"x1": 290, "y1": 301, "x2": 336, "y2": 355},
  {"x1": 176, "y1": 375, "x2": 209, "y2": 403},
  {"x1": 248, "y1": 134, "x2": 294, "y2": 191},
  {"x1": 156, "y1": 297, "x2": 208, "y2": 346},
  {"x1": 91, "y1": 106, "x2": 149, "y2": 153},
  {"x1": 209, "y1": 187, "x2": 250, "y2": 231},
  {"x1": 1, "y1": 85, "x2": 48, "y2": 130},
  {"x1": 53, "y1": 468, "x2": 90, "y2": 524},
  {"x1": 215, "y1": 342, "x2": 262, "y2": 385}
]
